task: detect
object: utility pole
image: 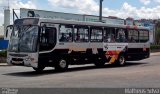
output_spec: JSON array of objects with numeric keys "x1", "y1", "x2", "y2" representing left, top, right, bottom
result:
[
  {"x1": 99, "y1": 0, "x2": 103, "y2": 22},
  {"x1": 7, "y1": 0, "x2": 10, "y2": 9}
]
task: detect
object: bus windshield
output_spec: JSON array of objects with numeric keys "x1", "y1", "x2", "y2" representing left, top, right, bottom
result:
[{"x1": 8, "y1": 25, "x2": 39, "y2": 52}]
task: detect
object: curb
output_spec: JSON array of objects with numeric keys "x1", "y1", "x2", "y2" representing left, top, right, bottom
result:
[
  {"x1": 150, "y1": 52, "x2": 160, "y2": 56},
  {"x1": 0, "y1": 63, "x2": 10, "y2": 66}
]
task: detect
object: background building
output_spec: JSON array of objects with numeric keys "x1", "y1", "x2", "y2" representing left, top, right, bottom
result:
[
  {"x1": 20, "y1": 8, "x2": 155, "y2": 43},
  {"x1": 125, "y1": 17, "x2": 134, "y2": 26},
  {"x1": 20, "y1": 8, "x2": 84, "y2": 22},
  {"x1": 1, "y1": 8, "x2": 157, "y2": 44},
  {"x1": 0, "y1": 26, "x2": 4, "y2": 36}
]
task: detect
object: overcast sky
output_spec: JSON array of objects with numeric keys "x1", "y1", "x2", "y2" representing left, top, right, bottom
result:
[{"x1": 0, "y1": 0, "x2": 160, "y2": 26}]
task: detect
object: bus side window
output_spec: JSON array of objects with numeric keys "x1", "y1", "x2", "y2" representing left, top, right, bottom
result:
[
  {"x1": 128, "y1": 29, "x2": 139, "y2": 43},
  {"x1": 59, "y1": 24, "x2": 73, "y2": 42},
  {"x1": 116, "y1": 29, "x2": 127, "y2": 42},
  {"x1": 74, "y1": 25, "x2": 89, "y2": 42},
  {"x1": 90, "y1": 27, "x2": 103, "y2": 42},
  {"x1": 139, "y1": 30, "x2": 149, "y2": 42},
  {"x1": 104, "y1": 28, "x2": 116, "y2": 43}
]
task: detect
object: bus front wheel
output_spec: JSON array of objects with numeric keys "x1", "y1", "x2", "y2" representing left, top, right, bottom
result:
[
  {"x1": 55, "y1": 59, "x2": 68, "y2": 71},
  {"x1": 32, "y1": 65, "x2": 45, "y2": 72}
]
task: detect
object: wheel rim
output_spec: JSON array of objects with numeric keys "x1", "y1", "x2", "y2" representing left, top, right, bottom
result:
[
  {"x1": 119, "y1": 56, "x2": 125, "y2": 65},
  {"x1": 59, "y1": 60, "x2": 67, "y2": 68}
]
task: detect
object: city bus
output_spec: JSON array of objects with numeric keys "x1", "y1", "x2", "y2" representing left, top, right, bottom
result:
[{"x1": 6, "y1": 18, "x2": 150, "y2": 72}]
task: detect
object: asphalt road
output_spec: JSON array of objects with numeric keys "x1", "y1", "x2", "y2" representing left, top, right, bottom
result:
[{"x1": 0, "y1": 56, "x2": 160, "y2": 88}]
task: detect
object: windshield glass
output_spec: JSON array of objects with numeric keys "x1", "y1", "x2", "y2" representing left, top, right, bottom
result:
[{"x1": 8, "y1": 25, "x2": 39, "y2": 52}]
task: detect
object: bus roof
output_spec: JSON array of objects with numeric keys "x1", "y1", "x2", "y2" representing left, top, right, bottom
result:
[{"x1": 17, "y1": 17, "x2": 149, "y2": 30}]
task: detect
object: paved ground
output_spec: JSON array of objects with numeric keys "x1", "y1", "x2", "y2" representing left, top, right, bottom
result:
[{"x1": 0, "y1": 55, "x2": 160, "y2": 88}]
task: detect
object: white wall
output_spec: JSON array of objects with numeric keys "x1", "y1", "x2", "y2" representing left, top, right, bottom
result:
[
  {"x1": 4, "y1": 9, "x2": 10, "y2": 40},
  {"x1": 0, "y1": 26, "x2": 4, "y2": 36},
  {"x1": 20, "y1": 8, "x2": 84, "y2": 21}
]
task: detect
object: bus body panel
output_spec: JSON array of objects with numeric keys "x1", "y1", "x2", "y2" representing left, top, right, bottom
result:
[
  {"x1": 7, "y1": 52, "x2": 38, "y2": 68},
  {"x1": 126, "y1": 43, "x2": 150, "y2": 61}
]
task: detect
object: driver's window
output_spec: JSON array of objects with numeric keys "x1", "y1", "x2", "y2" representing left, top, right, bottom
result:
[{"x1": 39, "y1": 27, "x2": 57, "y2": 51}]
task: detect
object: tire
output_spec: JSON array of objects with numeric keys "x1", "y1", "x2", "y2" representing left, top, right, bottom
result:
[
  {"x1": 55, "y1": 59, "x2": 68, "y2": 71},
  {"x1": 116, "y1": 54, "x2": 126, "y2": 66},
  {"x1": 33, "y1": 65, "x2": 45, "y2": 72}
]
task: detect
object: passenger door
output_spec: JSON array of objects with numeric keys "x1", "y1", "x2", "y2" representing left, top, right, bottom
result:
[{"x1": 39, "y1": 25, "x2": 57, "y2": 52}]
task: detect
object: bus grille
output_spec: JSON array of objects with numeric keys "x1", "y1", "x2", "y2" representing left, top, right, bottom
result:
[{"x1": 12, "y1": 58, "x2": 23, "y2": 61}]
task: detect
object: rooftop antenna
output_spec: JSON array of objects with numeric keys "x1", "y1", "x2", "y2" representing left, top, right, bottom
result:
[{"x1": 99, "y1": 0, "x2": 103, "y2": 22}]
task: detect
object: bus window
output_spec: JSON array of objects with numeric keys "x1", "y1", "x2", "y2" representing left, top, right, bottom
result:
[
  {"x1": 59, "y1": 25, "x2": 73, "y2": 42},
  {"x1": 139, "y1": 30, "x2": 149, "y2": 42},
  {"x1": 104, "y1": 28, "x2": 116, "y2": 43},
  {"x1": 128, "y1": 29, "x2": 139, "y2": 43},
  {"x1": 116, "y1": 29, "x2": 127, "y2": 42},
  {"x1": 90, "y1": 27, "x2": 103, "y2": 42},
  {"x1": 74, "y1": 25, "x2": 89, "y2": 42}
]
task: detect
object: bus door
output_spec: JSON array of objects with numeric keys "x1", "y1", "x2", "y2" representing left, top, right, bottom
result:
[
  {"x1": 38, "y1": 23, "x2": 57, "y2": 65},
  {"x1": 39, "y1": 23, "x2": 57, "y2": 52}
]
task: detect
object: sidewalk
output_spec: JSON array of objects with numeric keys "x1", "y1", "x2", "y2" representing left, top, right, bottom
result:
[
  {"x1": 150, "y1": 52, "x2": 160, "y2": 56},
  {"x1": 0, "y1": 52, "x2": 160, "y2": 66},
  {"x1": 0, "y1": 63, "x2": 10, "y2": 66}
]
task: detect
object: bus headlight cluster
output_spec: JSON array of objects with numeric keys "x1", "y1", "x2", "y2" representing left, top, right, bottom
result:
[
  {"x1": 25, "y1": 57, "x2": 35, "y2": 61},
  {"x1": 7, "y1": 57, "x2": 10, "y2": 60}
]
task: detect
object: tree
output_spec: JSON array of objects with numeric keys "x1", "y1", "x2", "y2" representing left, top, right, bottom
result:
[{"x1": 156, "y1": 28, "x2": 160, "y2": 44}]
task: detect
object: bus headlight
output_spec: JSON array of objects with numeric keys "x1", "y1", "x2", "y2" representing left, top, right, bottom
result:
[
  {"x1": 7, "y1": 57, "x2": 10, "y2": 60},
  {"x1": 25, "y1": 58, "x2": 29, "y2": 61}
]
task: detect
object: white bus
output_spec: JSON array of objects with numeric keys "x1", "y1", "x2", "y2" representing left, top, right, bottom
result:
[{"x1": 6, "y1": 18, "x2": 150, "y2": 72}]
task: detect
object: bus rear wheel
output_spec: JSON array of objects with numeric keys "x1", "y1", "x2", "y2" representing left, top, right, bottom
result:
[
  {"x1": 115, "y1": 54, "x2": 126, "y2": 66},
  {"x1": 55, "y1": 59, "x2": 68, "y2": 71}
]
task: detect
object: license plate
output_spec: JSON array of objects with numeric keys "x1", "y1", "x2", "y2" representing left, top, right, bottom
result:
[{"x1": 12, "y1": 61, "x2": 23, "y2": 64}]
